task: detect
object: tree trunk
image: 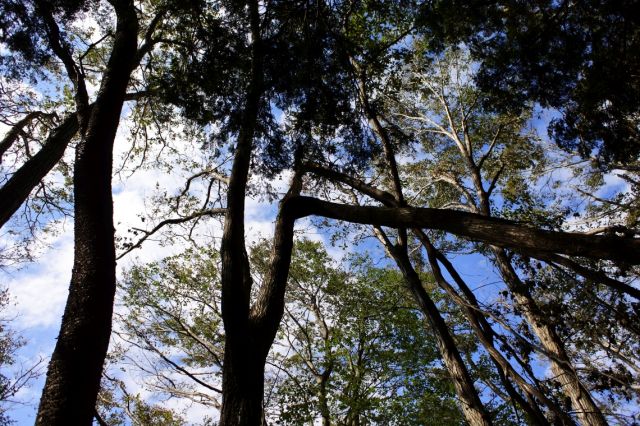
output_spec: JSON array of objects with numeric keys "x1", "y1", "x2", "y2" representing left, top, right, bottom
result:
[
  {"x1": 218, "y1": 1, "x2": 267, "y2": 423},
  {"x1": 493, "y1": 250, "x2": 608, "y2": 426},
  {"x1": 35, "y1": 2, "x2": 138, "y2": 424},
  {"x1": 419, "y1": 232, "x2": 571, "y2": 425},
  {"x1": 220, "y1": 334, "x2": 267, "y2": 426},
  {"x1": 317, "y1": 370, "x2": 331, "y2": 426},
  {"x1": 467, "y1": 124, "x2": 607, "y2": 425},
  {"x1": 394, "y1": 252, "x2": 493, "y2": 426},
  {"x1": 284, "y1": 196, "x2": 640, "y2": 265}
]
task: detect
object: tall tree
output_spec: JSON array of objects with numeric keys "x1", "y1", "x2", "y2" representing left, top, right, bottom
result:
[
  {"x1": 34, "y1": 0, "x2": 140, "y2": 422},
  {"x1": 3, "y1": 1, "x2": 638, "y2": 423},
  {"x1": 263, "y1": 240, "x2": 467, "y2": 425},
  {"x1": 0, "y1": 0, "x2": 168, "y2": 422}
]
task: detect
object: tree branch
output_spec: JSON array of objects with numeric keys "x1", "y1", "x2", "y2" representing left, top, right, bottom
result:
[{"x1": 284, "y1": 196, "x2": 640, "y2": 264}]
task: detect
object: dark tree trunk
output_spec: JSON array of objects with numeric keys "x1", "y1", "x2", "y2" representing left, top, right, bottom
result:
[
  {"x1": 317, "y1": 371, "x2": 331, "y2": 426},
  {"x1": 492, "y1": 250, "x2": 608, "y2": 426},
  {"x1": 389, "y1": 246, "x2": 493, "y2": 426},
  {"x1": 218, "y1": 1, "x2": 268, "y2": 423},
  {"x1": 220, "y1": 333, "x2": 267, "y2": 425},
  {"x1": 35, "y1": 2, "x2": 138, "y2": 424},
  {"x1": 283, "y1": 196, "x2": 640, "y2": 264}
]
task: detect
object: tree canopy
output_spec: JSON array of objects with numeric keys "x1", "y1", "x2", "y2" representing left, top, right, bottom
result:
[{"x1": 0, "y1": 0, "x2": 638, "y2": 425}]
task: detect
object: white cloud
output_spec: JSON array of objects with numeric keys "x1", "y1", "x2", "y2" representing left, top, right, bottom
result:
[{"x1": 5, "y1": 229, "x2": 73, "y2": 330}]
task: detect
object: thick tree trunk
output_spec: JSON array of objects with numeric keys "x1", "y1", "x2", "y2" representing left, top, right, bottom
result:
[
  {"x1": 35, "y1": 2, "x2": 138, "y2": 424},
  {"x1": 218, "y1": 1, "x2": 268, "y2": 423},
  {"x1": 220, "y1": 334, "x2": 267, "y2": 425},
  {"x1": 284, "y1": 196, "x2": 640, "y2": 264}
]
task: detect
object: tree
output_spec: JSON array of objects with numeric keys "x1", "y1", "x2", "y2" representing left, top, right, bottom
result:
[
  {"x1": 1, "y1": 1, "x2": 639, "y2": 424},
  {"x1": 388, "y1": 49, "x2": 609, "y2": 425},
  {"x1": 0, "y1": 0, "x2": 169, "y2": 422},
  {"x1": 303, "y1": 45, "x2": 639, "y2": 424},
  {"x1": 124, "y1": 0, "x2": 639, "y2": 422},
  {"x1": 115, "y1": 246, "x2": 223, "y2": 409},
  {"x1": 269, "y1": 240, "x2": 466, "y2": 425},
  {"x1": 418, "y1": 0, "x2": 640, "y2": 166},
  {"x1": 109, "y1": 239, "x2": 476, "y2": 424}
]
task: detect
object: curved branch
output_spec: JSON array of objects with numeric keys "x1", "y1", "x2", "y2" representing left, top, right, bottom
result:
[{"x1": 116, "y1": 209, "x2": 225, "y2": 260}]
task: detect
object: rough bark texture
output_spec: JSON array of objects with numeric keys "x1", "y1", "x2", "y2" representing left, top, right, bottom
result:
[
  {"x1": 353, "y1": 93, "x2": 492, "y2": 425},
  {"x1": 218, "y1": 1, "x2": 268, "y2": 423},
  {"x1": 220, "y1": 337, "x2": 268, "y2": 425},
  {"x1": 35, "y1": 2, "x2": 138, "y2": 423},
  {"x1": 392, "y1": 248, "x2": 493, "y2": 426}
]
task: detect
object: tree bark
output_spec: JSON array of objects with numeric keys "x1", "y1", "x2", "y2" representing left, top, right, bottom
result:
[
  {"x1": 385, "y1": 241, "x2": 492, "y2": 426},
  {"x1": 218, "y1": 0, "x2": 268, "y2": 423},
  {"x1": 220, "y1": 331, "x2": 268, "y2": 426},
  {"x1": 419, "y1": 233, "x2": 574, "y2": 425},
  {"x1": 35, "y1": 1, "x2": 138, "y2": 423}
]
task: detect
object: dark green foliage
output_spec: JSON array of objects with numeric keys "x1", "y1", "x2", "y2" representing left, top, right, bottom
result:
[
  {"x1": 419, "y1": 0, "x2": 640, "y2": 166},
  {"x1": 0, "y1": 0, "x2": 98, "y2": 78},
  {"x1": 150, "y1": 0, "x2": 388, "y2": 178}
]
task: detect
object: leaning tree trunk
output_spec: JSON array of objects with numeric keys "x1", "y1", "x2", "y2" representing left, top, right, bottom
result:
[
  {"x1": 35, "y1": 2, "x2": 138, "y2": 424},
  {"x1": 418, "y1": 232, "x2": 577, "y2": 425},
  {"x1": 355, "y1": 81, "x2": 492, "y2": 425},
  {"x1": 472, "y1": 158, "x2": 606, "y2": 425},
  {"x1": 0, "y1": 113, "x2": 78, "y2": 228},
  {"x1": 493, "y1": 250, "x2": 608, "y2": 426},
  {"x1": 390, "y1": 247, "x2": 493, "y2": 426},
  {"x1": 460, "y1": 130, "x2": 608, "y2": 426}
]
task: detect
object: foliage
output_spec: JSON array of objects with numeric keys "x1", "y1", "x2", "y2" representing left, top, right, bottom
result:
[
  {"x1": 0, "y1": 0, "x2": 638, "y2": 423},
  {"x1": 0, "y1": 287, "x2": 42, "y2": 425},
  {"x1": 419, "y1": 0, "x2": 640, "y2": 165},
  {"x1": 268, "y1": 241, "x2": 464, "y2": 425}
]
